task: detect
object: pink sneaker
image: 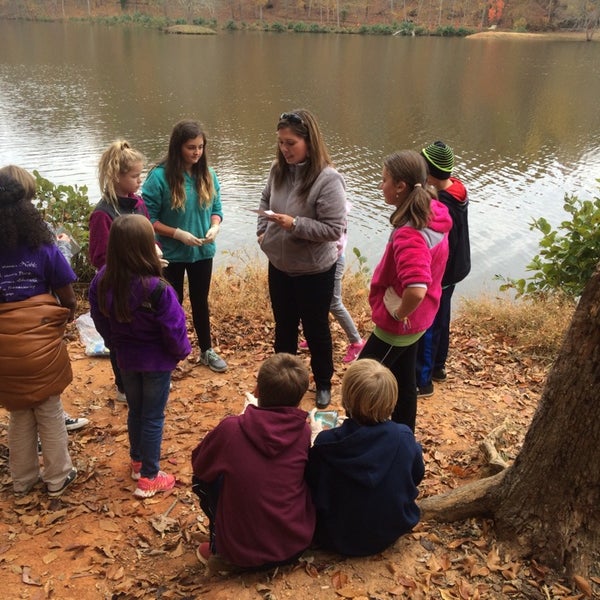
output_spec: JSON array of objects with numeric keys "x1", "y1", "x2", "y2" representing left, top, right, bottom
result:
[
  {"x1": 343, "y1": 339, "x2": 366, "y2": 363},
  {"x1": 299, "y1": 340, "x2": 309, "y2": 350},
  {"x1": 130, "y1": 460, "x2": 142, "y2": 481},
  {"x1": 198, "y1": 542, "x2": 212, "y2": 560},
  {"x1": 133, "y1": 471, "x2": 175, "y2": 498}
]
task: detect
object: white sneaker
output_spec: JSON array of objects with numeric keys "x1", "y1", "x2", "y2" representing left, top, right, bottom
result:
[
  {"x1": 116, "y1": 389, "x2": 127, "y2": 402},
  {"x1": 64, "y1": 412, "x2": 90, "y2": 431}
]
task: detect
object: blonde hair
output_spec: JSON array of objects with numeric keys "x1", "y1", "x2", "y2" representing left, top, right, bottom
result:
[
  {"x1": 257, "y1": 353, "x2": 310, "y2": 408},
  {"x1": 98, "y1": 140, "x2": 144, "y2": 208},
  {"x1": 384, "y1": 150, "x2": 436, "y2": 230},
  {"x1": 0, "y1": 164, "x2": 36, "y2": 201},
  {"x1": 342, "y1": 359, "x2": 397, "y2": 425}
]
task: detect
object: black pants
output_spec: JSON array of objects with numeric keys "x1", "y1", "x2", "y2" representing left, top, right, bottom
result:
[
  {"x1": 359, "y1": 333, "x2": 419, "y2": 432},
  {"x1": 164, "y1": 259, "x2": 213, "y2": 352},
  {"x1": 268, "y1": 261, "x2": 336, "y2": 390}
]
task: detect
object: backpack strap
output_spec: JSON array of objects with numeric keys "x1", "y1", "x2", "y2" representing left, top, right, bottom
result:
[{"x1": 149, "y1": 279, "x2": 167, "y2": 311}]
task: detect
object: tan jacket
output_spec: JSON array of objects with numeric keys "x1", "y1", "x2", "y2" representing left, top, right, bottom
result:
[{"x1": 0, "y1": 293, "x2": 72, "y2": 410}]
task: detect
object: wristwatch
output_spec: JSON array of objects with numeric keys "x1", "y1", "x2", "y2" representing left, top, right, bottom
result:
[{"x1": 291, "y1": 217, "x2": 297, "y2": 230}]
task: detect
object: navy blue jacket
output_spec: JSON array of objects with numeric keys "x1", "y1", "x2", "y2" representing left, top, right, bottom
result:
[{"x1": 306, "y1": 418, "x2": 424, "y2": 556}]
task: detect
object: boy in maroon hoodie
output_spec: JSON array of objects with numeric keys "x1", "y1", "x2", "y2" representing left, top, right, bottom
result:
[{"x1": 191, "y1": 353, "x2": 315, "y2": 568}]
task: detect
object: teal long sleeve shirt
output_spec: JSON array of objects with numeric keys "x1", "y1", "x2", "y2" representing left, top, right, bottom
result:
[{"x1": 142, "y1": 165, "x2": 223, "y2": 263}]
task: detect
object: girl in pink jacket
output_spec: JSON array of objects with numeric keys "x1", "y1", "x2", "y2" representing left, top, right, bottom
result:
[{"x1": 358, "y1": 150, "x2": 452, "y2": 431}]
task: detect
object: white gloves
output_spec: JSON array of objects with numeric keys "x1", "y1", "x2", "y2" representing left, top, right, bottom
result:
[
  {"x1": 173, "y1": 228, "x2": 203, "y2": 246},
  {"x1": 383, "y1": 286, "x2": 402, "y2": 319},
  {"x1": 204, "y1": 223, "x2": 220, "y2": 243}
]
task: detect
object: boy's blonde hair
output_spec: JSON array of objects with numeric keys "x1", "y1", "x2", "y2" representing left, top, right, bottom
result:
[
  {"x1": 257, "y1": 353, "x2": 309, "y2": 408},
  {"x1": 342, "y1": 359, "x2": 397, "y2": 425}
]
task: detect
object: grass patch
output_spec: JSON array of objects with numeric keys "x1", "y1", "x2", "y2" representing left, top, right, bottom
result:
[
  {"x1": 208, "y1": 250, "x2": 574, "y2": 364},
  {"x1": 163, "y1": 24, "x2": 216, "y2": 34},
  {"x1": 457, "y1": 294, "x2": 574, "y2": 363}
]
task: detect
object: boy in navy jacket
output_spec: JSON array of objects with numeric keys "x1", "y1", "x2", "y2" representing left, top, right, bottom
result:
[{"x1": 307, "y1": 359, "x2": 424, "y2": 556}]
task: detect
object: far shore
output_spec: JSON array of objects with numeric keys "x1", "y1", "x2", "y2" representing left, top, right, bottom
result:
[{"x1": 467, "y1": 30, "x2": 598, "y2": 42}]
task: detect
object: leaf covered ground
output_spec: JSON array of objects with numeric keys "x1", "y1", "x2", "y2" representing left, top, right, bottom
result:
[{"x1": 0, "y1": 308, "x2": 597, "y2": 600}]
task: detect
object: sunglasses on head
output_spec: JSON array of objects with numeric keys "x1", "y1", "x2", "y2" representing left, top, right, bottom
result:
[{"x1": 279, "y1": 112, "x2": 304, "y2": 125}]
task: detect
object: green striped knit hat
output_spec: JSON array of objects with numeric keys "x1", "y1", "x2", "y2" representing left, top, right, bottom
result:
[{"x1": 421, "y1": 141, "x2": 454, "y2": 180}]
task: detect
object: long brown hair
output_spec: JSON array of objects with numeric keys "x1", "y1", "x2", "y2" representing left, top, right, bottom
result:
[
  {"x1": 97, "y1": 214, "x2": 166, "y2": 322},
  {"x1": 272, "y1": 108, "x2": 333, "y2": 200},
  {"x1": 160, "y1": 119, "x2": 215, "y2": 210},
  {"x1": 384, "y1": 150, "x2": 436, "y2": 230}
]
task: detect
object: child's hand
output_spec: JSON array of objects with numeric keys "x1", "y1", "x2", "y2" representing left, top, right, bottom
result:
[{"x1": 242, "y1": 391, "x2": 258, "y2": 413}]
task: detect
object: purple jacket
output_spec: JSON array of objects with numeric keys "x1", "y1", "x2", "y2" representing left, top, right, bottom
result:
[
  {"x1": 89, "y1": 194, "x2": 150, "y2": 269},
  {"x1": 89, "y1": 269, "x2": 191, "y2": 372},
  {"x1": 369, "y1": 200, "x2": 451, "y2": 335},
  {"x1": 191, "y1": 404, "x2": 316, "y2": 567}
]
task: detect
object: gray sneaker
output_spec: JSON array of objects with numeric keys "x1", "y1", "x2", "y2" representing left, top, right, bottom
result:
[{"x1": 198, "y1": 348, "x2": 228, "y2": 373}]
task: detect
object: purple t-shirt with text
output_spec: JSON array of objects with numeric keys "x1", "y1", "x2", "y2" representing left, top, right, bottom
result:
[{"x1": 0, "y1": 243, "x2": 76, "y2": 303}]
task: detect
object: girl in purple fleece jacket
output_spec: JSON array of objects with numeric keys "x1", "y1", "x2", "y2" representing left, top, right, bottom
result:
[
  {"x1": 358, "y1": 150, "x2": 451, "y2": 431},
  {"x1": 89, "y1": 215, "x2": 191, "y2": 499}
]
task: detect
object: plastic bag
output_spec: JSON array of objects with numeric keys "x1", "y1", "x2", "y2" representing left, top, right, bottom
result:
[{"x1": 75, "y1": 312, "x2": 110, "y2": 356}]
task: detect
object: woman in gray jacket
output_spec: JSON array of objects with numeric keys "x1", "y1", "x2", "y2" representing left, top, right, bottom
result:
[{"x1": 257, "y1": 109, "x2": 347, "y2": 409}]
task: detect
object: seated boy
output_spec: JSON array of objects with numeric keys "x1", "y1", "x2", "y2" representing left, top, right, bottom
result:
[
  {"x1": 191, "y1": 353, "x2": 315, "y2": 569},
  {"x1": 306, "y1": 358, "x2": 424, "y2": 557}
]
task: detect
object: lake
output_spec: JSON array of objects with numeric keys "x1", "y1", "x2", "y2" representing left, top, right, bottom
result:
[{"x1": 1, "y1": 21, "x2": 600, "y2": 297}]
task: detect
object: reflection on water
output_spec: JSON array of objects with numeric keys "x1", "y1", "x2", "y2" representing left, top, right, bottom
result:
[{"x1": 1, "y1": 22, "x2": 600, "y2": 297}]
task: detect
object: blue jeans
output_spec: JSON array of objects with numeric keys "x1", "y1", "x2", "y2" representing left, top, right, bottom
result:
[
  {"x1": 416, "y1": 284, "x2": 455, "y2": 387},
  {"x1": 329, "y1": 255, "x2": 361, "y2": 344},
  {"x1": 121, "y1": 370, "x2": 171, "y2": 479}
]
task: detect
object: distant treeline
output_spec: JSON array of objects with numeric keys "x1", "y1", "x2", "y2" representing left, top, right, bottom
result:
[{"x1": 0, "y1": 0, "x2": 598, "y2": 34}]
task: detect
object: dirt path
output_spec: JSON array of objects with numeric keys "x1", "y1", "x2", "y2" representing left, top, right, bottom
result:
[{"x1": 0, "y1": 327, "x2": 583, "y2": 599}]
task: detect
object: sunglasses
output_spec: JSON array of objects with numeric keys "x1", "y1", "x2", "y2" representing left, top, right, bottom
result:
[{"x1": 279, "y1": 112, "x2": 304, "y2": 125}]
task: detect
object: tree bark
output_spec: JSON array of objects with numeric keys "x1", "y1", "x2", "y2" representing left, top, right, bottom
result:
[{"x1": 421, "y1": 264, "x2": 600, "y2": 577}]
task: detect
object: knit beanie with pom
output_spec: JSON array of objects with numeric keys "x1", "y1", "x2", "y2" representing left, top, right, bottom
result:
[{"x1": 421, "y1": 141, "x2": 454, "y2": 180}]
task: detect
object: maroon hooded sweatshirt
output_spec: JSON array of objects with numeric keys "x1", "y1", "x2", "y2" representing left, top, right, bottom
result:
[{"x1": 191, "y1": 404, "x2": 315, "y2": 567}]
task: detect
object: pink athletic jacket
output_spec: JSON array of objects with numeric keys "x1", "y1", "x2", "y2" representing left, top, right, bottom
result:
[{"x1": 369, "y1": 199, "x2": 451, "y2": 335}]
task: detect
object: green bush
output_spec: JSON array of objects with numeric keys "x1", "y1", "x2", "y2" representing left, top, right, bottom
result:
[
  {"x1": 498, "y1": 185, "x2": 600, "y2": 299},
  {"x1": 34, "y1": 171, "x2": 95, "y2": 285}
]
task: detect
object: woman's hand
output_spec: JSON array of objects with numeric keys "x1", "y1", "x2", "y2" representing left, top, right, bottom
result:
[
  {"x1": 173, "y1": 228, "x2": 204, "y2": 246},
  {"x1": 268, "y1": 212, "x2": 295, "y2": 231},
  {"x1": 204, "y1": 223, "x2": 220, "y2": 242}
]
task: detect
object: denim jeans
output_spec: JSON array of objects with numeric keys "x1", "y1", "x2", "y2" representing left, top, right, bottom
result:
[
  {"x1": 329, "y1": 255, "x2": 362, "y2": 344},
  {"x1": 416, "y1": 284, "x2": 455, "y2": 387},
  {"x1": 8, "y1": 395, "x2": 73, "y2": 493},
  {"x1": 121, "y1": 370, "x2": 171, "y2": 479}
]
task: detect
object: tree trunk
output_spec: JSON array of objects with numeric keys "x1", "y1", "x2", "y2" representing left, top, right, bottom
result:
[{"x1": 421, "y1": 264, "x2": 600, "y2": 577}]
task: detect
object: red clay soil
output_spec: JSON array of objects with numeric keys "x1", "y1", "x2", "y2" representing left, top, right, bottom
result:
[{"x1": 0, "y1": 321, "x2": 591, "y2": 599}]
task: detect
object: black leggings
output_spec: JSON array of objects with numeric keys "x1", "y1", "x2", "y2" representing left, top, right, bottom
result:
[
  {"x1": 359, "y1": 333, "x2": 419, "y2": 432},
  {"x1": 164, "y1": 259, "x2": 213, "y2": 352},
  {"x1": 268, "y1": 262, "x2": 336, "y2": 390}
]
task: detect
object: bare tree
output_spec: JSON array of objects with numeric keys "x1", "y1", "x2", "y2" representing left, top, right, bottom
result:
[{"x1": 421, "y1": 263, "x2": 600, "y2": 577}]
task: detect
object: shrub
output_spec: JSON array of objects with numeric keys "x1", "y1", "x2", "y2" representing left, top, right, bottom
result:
[
  {"x1": 34, "y1": 171, "x2": 95, "y2": 285},
  {"x1": 498, "y1": 185, "x2": 600, "y2": 299}
]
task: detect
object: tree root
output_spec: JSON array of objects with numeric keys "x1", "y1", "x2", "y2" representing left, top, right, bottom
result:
[{"x1": 479, "y1": 418, "x2": 510, "y2": 473}]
